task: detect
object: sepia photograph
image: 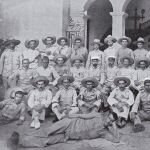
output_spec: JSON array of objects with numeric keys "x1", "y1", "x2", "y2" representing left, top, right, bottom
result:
[{"x1": 0, "y1": 0, "x2": 149, "y2": 149}]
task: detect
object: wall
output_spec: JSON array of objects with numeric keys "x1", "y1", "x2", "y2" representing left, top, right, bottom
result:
[
  {"x1": 0, "y1": 0, "x2": 65, "y2": 41},
  {"x1": 126, "y1": 0, "x2": 150, "y2": 30},
  {"x1": 87, "y1": 0, "x2": 112, "y2": 46}
]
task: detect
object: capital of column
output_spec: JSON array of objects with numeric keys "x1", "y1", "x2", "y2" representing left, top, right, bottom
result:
[{"x1": 110, "y1": 11, "x2": 128, "y2": 18}]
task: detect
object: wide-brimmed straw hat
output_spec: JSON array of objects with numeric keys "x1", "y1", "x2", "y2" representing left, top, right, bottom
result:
[
  {"x1": 10, "y1": 87, "x2": 27, "y2": 99},
  {"x1": 120, "y1": 56, "x2": 134, "y2": 65},
  {"x1": 118, "y1": 36, "x2": 132, "y2": 45},
  {"x1": 91, "y1": 39, "x2": 104, "y2": 46},
  {"x1": 73, "y1": 37, "x2": 84, "y2": 44},
  {"x1": 4, "y1": 38, "x2": 20, "y2": 47},
  {"x1": 42, "y1": 36, "x2": 56, "y2": 45},
  {"x1": 25, "y1": 39, "x2": 39, "y2": 49},
  {"x1": 54, "y1": 54, "x2": 67, "y2": 63},
  {"x1": 57, "y1": 75, "x2": 74, "y2": 84},
  {"x1": 81, "y1": 77, "x2": 99, "y2": 88},
  {"x1": 57, "y1": 37, "x2": 69, "y2": 45},
  {"x1": 71, "y1": 56, "x2": 84, "y2": 64},
  {"x1": 144, "y1": 78, "x2": 150, "y2": 85},
  {"x1": 32, "y1": 76, "x2": 49, "y2": 87},
  {"x1": 107, "y1": 56, "x2": 116, "y2": 60},
  {"x1": 135, "y1": 37, "x2": 145, "y2": 45},
  {"x1": 114, "y1": 76, "x2": 131, "y2": 87},
  {"x1": 135, "y1": 58, "x2": 149, "y2": 68},
  {"x1": 104, "y1": 35, "x2": 117, "y2": 44}
]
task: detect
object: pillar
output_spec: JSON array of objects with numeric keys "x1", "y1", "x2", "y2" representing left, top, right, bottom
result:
[{"x1": 110, "y1": 11, "x2": 128, "y2": 39}]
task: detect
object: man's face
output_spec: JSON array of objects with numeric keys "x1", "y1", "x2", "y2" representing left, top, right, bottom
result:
[
  {"x1": 91, "y1": 59, "x2": 99, "y2": 67},
  {"x1": 37, "y1": 81, "x2": 45, "y2": 91},
  {"x1": 86, "y1": 81, "x2": 93, "y2": 90},
  {"x1": 108, "y1": 58, "x2": 115, "y2": 66},
  {"x1": 144, "y1": 82, "x2": 150, "y2": 92},
  {"x1": 57, "y1": 58, "x2": 64, "y2": 66},
  {"x1": 93, "y1": 43, "x2": 99, "y2": 50},
  {"x1": 139, "y1": 61, "x2": 146, "y2": 69},
  {"x1": 62, "y1": 79, "x2": 70, "y2": 89},
  {"x1": 107, "y1": 40, "x2": 113, "y2": 46},
  {"x1": 60, "y1": 39, "x2": 66, "y2": 46},
  {"x1": 14, "y1": 94, "x2": 23, "y2": 104},
  {"x1": 75, "y1": 40, "x2": 81, "y2": 47},
  {"x1": 74, "y1": 60, "x2": 81, "y2": 68},
  {"x1": 8, "y1": 43, "x2": 16, "y2": 50},
  {"x1": 137, "y1": 42, "x2": 143, "y2": 49},
  {"x1": 121, "y1": 40, "x2": 128, "y2": 47},
  {"x1": 118, "y1": 80, "x2": 126, "y2": 89},
  {"x1": 45, "y1": 38, "x2": 53, "y2": 45},
  {"x1": 123, "y1": 59, "x2": 130, "y2": 67},
  {"x1": 22, "y1": 59, "x2": 29, "y2": 69},
  {"x1": 42, "y1": 58, "x2": 49, "y2": 68},
  {"x1": 29, "y1": 41, "x2": 36, "y2": 49}
]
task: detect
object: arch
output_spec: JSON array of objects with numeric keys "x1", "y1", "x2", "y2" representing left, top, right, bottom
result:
[{"x1": 122, "y1": 0, "x2": 132, "y2": 12}]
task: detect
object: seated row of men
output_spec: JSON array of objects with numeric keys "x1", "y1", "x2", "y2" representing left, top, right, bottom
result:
[{"x1": 1, "y1": 70, "x2": 150, "y2": 133}]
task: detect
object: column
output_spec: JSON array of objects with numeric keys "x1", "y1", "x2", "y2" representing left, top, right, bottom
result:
[{"x1": 110, "y1": 11, "x2": 128, "y2": 39}]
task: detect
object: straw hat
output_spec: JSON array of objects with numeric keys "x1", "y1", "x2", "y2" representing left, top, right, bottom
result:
[
  {"x1": 114, "y1": 76, "x2": 131, "y2": 87},
  {"x1": 57, "y1": 75, "x2": 74, "y2": 84},
  {"x1": 4, "y1": 38, "x2": 20, "y2": 47},
  {"x1": 71, "y1": 56, "x2": 84, "y2": 64},
  {"x1": 118, "y1": 36, "x2": 132, "y2": 45},
  {"x1": 104, "y1": 35, "x2": 117, "y2": 44},
  {"x1": 135, "y1": 58, "x2": 149, "y2": 68},
  {"x1": 120, "y1": 56, "x2": 134, "y2": 65},
  {"x1": 25, "y1": 39, "x2": 39, "y2": 49},
  {"x1": 73, "y1": 36, "x2": 83, "y2": 44},
  {"x1": 81, "y1": 77, "x2": 99, "y2": 88},
  {"x1": 91, "y1": 39, "x2": 104, "y2": 46},
  {"x1": 57, "y1": 37, "x2": 69, "y2": 45},
  {"x1": 144, "y1": 78, "x2": 150, "y2": 85},
  {"x1": 10, "y1": 87, "x2": 27, "y2": 99},
  {"x1": 32, "y1": 76, "x2": 49, "y2": 87},
  {"x1": 54, "y1": 54, "x2": 67, "y2": 63},
  {"x1": 135, "y1": 37, "x2": 145, "y2": 44},
  {"x1": 42, "y1": 36, "x2": 56, "y2": 45},
  {"x1": 107, "y1": 56, "x2": 116, "y2": 60}
]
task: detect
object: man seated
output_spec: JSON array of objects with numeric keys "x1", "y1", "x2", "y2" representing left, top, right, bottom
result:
[
  {"x1": 28, "y1": 76, "x2": 52, "y2": 129},
  {"x1": 78, "y1": 77, "x2": 101, "y2": 113},
  {"x1": 0, "y1": 89, "x2": 26, "y2": 126},
  {"x1": 36, "y1": 56, "x2": 59, "y2": 95},
  {"x1": 133, "y1": 59, "x2": 150, "y2": 91},
  {"x1": 9, "y1": 59, "x2": 36, "y2": 94},
  {"x1": 130, "y1": 78, "x2": 150, "y2": 132},
  {"x1": 52, "y1": 75, "x2": 79, "y2": 120},
  {"x1": 70, "y1": 56, "x2": 87, "y2": 91},
  {"x1": 87, "y1": 56, "x2": 105, "y2": 90},
  {"x1": 8, "y1": 112, "x2": 119, "y2": 148},
  {"x1": 104, "y1": 56, "x2": 119, "y2": 90},
  {"x1": 107, "y1": 77, "x2": 134, "y2": 128}
]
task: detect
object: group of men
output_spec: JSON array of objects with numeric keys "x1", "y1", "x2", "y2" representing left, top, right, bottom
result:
[{"x1": 1, "y1": 35, "x2": 150, "y2": 147}]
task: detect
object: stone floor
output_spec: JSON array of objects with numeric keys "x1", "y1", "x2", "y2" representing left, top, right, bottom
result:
[{"x1": 0, "y1": 115, "x2": 150, "y2": 150}]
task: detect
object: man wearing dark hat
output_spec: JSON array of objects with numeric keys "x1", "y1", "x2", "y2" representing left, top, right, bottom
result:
[
  {"x1": 133, "y1": 59, "x2": 150, "y2": 91},
  {"x1": 52, "y1": 75, "x2": 78, "y2": 120},
  {"x1": 0, "y1": 38, "x2": 21, "y2": 90},
  {"x1": 116, "y1": 36, "x2": 134, "y2": 67},
  {"x1": 108, "y1": 77, "x2": 134, "y2": 128},
  {"x1": 71, "y1": 37, "x2": 88, "y2": 65},
  {"x1": 130, "y1": 78, "x2": 150, "y2": 132},
  {"x1": 28, "y1": 76, "x2": 52, "y2": 129},
  {"x1": 0, "y1": 89, "x2": 26, "y2": 126},
  {"x1": 78, "y1": 77, "x2": 101, "y2": 113}
]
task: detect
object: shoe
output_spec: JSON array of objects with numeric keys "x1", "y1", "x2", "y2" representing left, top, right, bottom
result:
[
  {"x1": 30, "y1": 120, "x2": 35, "y2": 128},
  {"x1": 34, "y1": 119, "x2": 40, "y2": 130}
]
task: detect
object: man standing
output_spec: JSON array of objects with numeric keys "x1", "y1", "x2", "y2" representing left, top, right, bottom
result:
[
  {"x1": 28, "y1": 76, "x2": 52, "y2": 129},
  {"x1": 0, "y1": 38, "x2": 21, "y2": 90}
]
